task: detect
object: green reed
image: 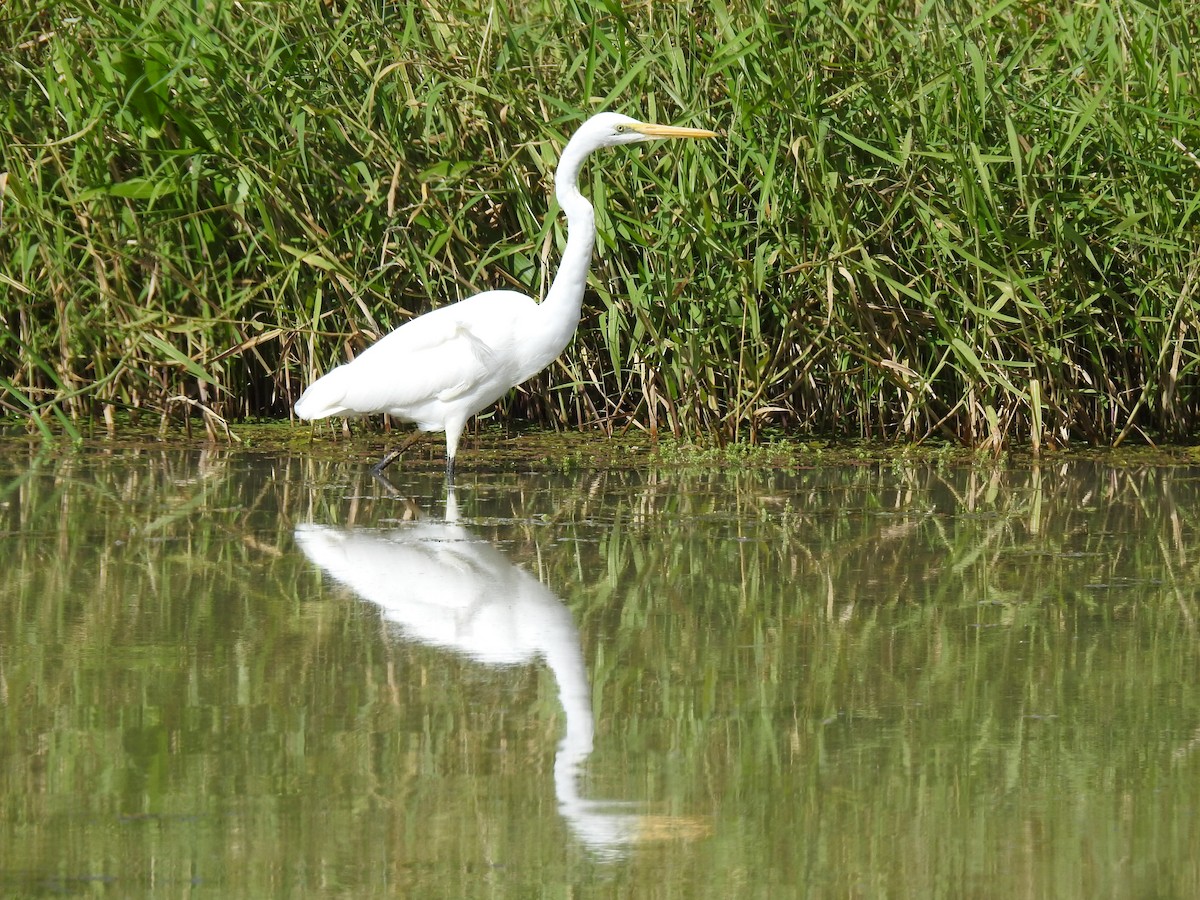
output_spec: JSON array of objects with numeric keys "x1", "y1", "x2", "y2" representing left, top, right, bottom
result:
[{"x1": 2, "y1": 0, "x2": 1197, "y2": 447}]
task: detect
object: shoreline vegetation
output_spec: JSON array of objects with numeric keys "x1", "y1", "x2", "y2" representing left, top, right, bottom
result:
[
  {"x1": 2, "y1": 424, "x2": 1198, "y2": 474},
  {"x1": 2, "y1": 1, "x2": 1197, "y2": 451}
]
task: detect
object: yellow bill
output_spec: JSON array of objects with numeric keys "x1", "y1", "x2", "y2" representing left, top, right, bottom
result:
[{"x1": 630, "y1": 122, "x2": 719, "y2": 139}]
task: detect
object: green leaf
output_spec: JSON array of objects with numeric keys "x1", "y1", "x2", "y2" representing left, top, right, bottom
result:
[{"x1": 142, "y1": 334, "x2": 217, "y2": 384}]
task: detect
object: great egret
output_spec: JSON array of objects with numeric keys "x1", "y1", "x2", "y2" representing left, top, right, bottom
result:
[
  {"x1": 293, "y1": 112, "x2": 716, "y2": 477},
  {"x1": 294, "y1": 485, "x2": 707, "y2": 857}
]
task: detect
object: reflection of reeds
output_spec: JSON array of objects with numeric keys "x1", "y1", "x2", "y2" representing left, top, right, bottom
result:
[
  {"x1": 628, "y1": 814, "x2": 713, "y2": 844},
  {"x1": 3, "y1": 452, "x2": 1200, "y2": 893},
  {"x1": 3, "y1": 3, "x2": 1198, "y2": 448}
]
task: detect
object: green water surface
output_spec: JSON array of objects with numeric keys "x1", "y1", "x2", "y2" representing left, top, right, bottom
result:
[{"x1": 2, "y1": 450, "x2": 1199, "y2": 897}]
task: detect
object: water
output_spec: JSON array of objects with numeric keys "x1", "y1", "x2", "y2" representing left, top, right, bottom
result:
[{"x1": 3, "y1": 449, "x2": 1200, "y2": 896}]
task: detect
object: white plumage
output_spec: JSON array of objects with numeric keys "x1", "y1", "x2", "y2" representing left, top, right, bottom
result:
[
  {"x1": 293, "y1": 488, "x2": 677, "y2": 858},
  {"x1": 294, "y1": 112, "x2": 716, "y2": 478}
]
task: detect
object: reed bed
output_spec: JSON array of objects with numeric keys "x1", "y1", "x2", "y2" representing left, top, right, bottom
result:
[{"x1": 2, "y1": 0, "x2": 1197, "y2": 447}]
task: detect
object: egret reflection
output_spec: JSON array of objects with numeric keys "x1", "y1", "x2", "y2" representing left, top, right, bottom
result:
[{"x1": 294, "y1": 486, "x2": 650, "y2": 858}]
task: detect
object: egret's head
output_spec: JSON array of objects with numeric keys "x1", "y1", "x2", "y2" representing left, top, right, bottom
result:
[{"x1": 577, "y1": 112, "x2": 718, "y2": 149}]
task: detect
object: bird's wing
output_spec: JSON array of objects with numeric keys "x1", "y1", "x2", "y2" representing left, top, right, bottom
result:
[{"x1": 297, "y1": 292, "x2": 534, "y2": 419}]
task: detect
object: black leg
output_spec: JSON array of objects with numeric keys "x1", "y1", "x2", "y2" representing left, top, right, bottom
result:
[
  {"x1": 370, "y1": 469, "x2": 401, "y2": 496},
  {"x1": 371, "y1": 432, "x2": 421, "y2": 475},
  {"x1": 370, "y1": 447, "x2": 403, "y2": 475},
  {"x1": 445, "y1": 454, "x2": 456, "y2": 482},
  {"x1": 370, "y1": 470, "x2": 423, "y2": 519}
]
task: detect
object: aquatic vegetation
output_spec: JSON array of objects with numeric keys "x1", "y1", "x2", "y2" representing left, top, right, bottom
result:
[{"x1": 2, "y1": 1, "x2": 1197, "y2": 448}]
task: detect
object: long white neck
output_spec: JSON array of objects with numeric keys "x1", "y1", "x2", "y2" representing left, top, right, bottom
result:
[{"x1": 529, "y1": 134, "x2": 599, "y2": 369}]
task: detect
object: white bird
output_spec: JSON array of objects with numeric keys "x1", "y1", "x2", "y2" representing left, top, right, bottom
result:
[
  {"x1": 293, "y1": 488, "x2": 647, "y2": 857},
  {"x1": 293, "y1": 112, "x2": 716, "y2": 478}
]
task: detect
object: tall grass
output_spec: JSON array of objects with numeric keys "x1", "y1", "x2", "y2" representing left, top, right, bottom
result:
[{"x1": 2, "y1": 0, "x2": 1197, "y2": 448}]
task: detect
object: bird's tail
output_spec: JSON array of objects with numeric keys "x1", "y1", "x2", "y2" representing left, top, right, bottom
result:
[{"x1": 294, "y1": 366, "x2": 352, "y2": 420}]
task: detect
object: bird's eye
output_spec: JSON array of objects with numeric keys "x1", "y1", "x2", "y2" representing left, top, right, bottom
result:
[{"x1": 614, "y1": 124, "x2": 628, "y2": 134}]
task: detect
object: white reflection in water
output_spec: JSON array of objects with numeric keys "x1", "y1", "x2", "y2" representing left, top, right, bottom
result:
[{"x1": 294, "y1": 487, "x2": 645, "y2": 860}]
